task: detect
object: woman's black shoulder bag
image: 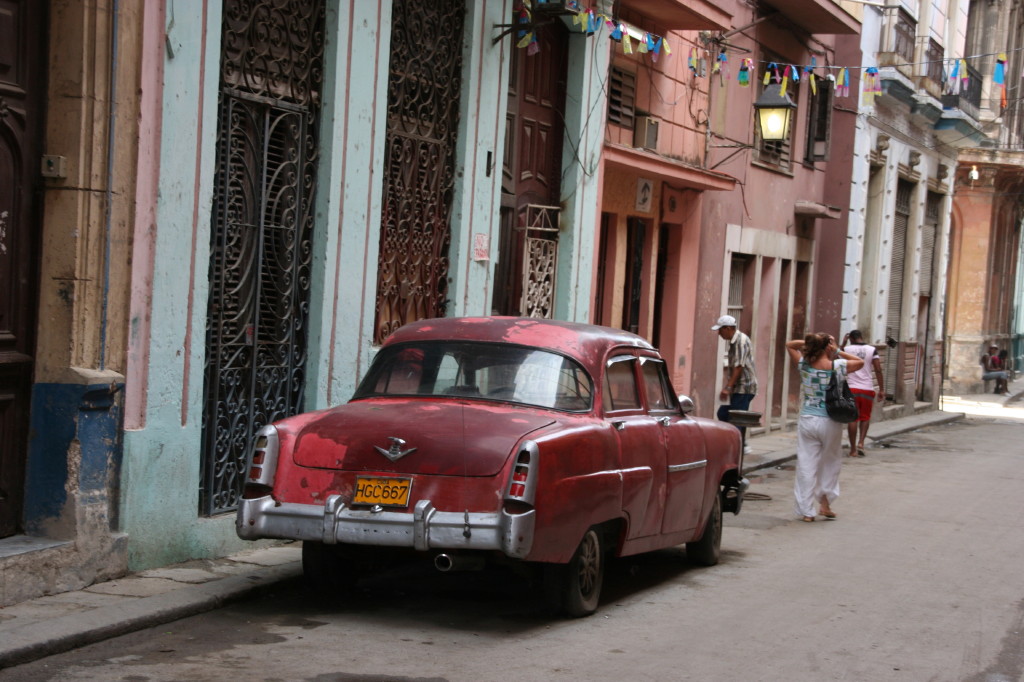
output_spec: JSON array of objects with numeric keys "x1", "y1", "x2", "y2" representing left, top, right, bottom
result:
[{"x1": 825, "y1": 361, "x2": 859, "y2": 423}]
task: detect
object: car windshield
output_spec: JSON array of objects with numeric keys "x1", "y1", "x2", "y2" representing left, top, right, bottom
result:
[{"x1": 354, "y1": 341, "x2": 594, "y2": 411}]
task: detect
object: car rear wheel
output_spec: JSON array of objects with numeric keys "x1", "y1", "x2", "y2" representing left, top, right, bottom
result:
[
  {"x1": 686, "y1": 492, "x2": 722, "y2": 566},
  {"x1": 545, "y1": 528, "x2": 604, "y2": 617}
]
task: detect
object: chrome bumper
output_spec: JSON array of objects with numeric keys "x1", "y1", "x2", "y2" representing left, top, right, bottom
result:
[{"x1": 236, "y1": 495, "x2": 535, "y2": 558}]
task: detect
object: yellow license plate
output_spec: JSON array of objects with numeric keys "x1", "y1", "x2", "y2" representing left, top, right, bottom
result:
[{"x1": 353, "y1": 476, "x2": 412, "y2": 507}]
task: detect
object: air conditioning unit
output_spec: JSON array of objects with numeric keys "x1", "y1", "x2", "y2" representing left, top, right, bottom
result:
[{"x1": 633, "y1": 116, "x2": 659, "y2": 151}]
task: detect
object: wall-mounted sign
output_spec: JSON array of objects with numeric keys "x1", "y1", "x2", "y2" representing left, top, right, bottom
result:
[{"x1": 635, "y1": 177, "x2": 653, "y2": 213}]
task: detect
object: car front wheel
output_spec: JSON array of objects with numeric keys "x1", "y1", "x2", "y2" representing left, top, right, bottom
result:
[
  {"x1": 545, "y1": 528, "x2": 604, "y2": 617},
  {"x1": 686, "y1": 492, "x2": 722, "y2": 566}
]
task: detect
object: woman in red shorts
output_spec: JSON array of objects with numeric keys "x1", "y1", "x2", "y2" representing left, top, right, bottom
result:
[{"x1": 840, "y1": 330, "x2": 885, "y2": 457}]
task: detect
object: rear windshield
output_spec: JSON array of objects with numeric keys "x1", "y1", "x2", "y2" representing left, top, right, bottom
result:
[{"x1": 354, "y1": 341, "x2": 593, "y2": 412}]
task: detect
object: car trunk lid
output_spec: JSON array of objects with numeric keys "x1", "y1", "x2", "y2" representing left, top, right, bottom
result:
[{"x1": 290, "y1": 399, "x2": 555, "y2": 476}]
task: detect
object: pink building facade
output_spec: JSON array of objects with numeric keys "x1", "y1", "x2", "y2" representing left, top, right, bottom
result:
[{"x1": 594, "y1": 0, "x2": 860, "y2": 429}]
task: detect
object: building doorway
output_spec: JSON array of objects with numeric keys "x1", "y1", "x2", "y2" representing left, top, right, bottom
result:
[
  {"x1": 492, "y1": 12, "x2": 568, "y2": 317},
  {"x1": 0, "y1": 0, "x2": 47, "y2": 537}
]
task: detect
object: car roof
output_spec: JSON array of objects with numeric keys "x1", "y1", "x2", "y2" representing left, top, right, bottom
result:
[{"x1": 382, "y1": 317, "x2": 655, "y2": 366}]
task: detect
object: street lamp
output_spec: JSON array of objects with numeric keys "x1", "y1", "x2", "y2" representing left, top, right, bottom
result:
[{"x1": 753, "y1": 83, "x2": 797, "y2": 141}]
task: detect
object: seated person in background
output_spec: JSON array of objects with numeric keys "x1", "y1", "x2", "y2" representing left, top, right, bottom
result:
[
  {"x1": 999, "y1": 349, "x2": 1013, "y2": 380},
  {"x1": 983, "y1": 344, "x2": 1010, "y2": 395}
]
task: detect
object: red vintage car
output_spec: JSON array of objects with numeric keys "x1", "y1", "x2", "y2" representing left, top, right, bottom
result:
[{"x1": 237, "y1": 317, "x2": 746, "y2": 616}]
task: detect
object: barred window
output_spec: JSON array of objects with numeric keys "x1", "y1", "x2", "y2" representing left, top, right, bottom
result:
[{"x1": 804, "y1": 78, "x2": 833, "y2": 164}]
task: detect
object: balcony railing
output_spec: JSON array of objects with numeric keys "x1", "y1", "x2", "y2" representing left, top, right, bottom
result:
[{"x1": 942, "y1": 62, "x2": 982, "y2": 120}]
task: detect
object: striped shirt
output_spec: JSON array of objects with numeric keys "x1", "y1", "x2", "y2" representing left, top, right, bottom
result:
[{"x1": 728, "y1": 331, "x2": 758, "y2": 395}]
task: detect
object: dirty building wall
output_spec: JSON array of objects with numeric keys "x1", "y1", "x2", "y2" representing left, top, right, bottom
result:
[{"x1": 3, "y1": 0, "x2": 144, "y2": 606}]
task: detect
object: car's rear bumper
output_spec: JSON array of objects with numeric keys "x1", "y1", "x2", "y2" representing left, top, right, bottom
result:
[{"x1": 236, "y1": 495, "x2": 535, "y2": 558}]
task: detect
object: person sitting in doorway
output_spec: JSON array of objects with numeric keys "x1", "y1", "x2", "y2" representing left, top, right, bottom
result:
[{"x1": 982, "y1": 344, "x2": 1010, "y2": 395}]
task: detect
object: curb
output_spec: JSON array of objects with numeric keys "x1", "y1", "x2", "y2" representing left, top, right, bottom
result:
[
  {"x1": 0, "y1": 561, "x2": 302, "y2": 669},
  {"x1": 742, "y1": 410, "x2": 967, "y2": 475}
]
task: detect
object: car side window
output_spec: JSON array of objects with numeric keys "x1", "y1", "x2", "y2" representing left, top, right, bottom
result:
[
  {"x1": 639, "y1": 357, "x2": 677, "y2": 412},
  {"x1": 604, "y1": 357, "x2": 640, "y2": 411}
]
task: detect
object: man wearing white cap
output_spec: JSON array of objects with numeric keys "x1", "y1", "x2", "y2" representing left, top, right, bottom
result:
[{"x1": 712, "y1": 315, "x2": 758, "y2": 448}]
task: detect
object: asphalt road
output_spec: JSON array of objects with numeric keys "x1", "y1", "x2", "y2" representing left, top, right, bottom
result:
[{"x1": 3, "y1": 410, "x2": 1023, "y2": 682}]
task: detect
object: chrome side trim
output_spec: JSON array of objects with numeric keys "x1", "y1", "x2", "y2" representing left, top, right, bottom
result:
[{"x1": 668, "y1": 459, "x2": 708, "y2": 473}]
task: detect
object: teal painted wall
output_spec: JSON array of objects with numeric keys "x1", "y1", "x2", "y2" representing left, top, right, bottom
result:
[
  {"x1": 121, "y1": 0, "x2": 607, "y2": 570},
  {"x1": 121, "y1": 1, "x2": 231, "y2": 569}
]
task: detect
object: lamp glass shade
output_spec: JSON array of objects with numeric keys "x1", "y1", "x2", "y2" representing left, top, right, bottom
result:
[{"x1": 754, "y1": 84, "x2": 796, "y2": 141}]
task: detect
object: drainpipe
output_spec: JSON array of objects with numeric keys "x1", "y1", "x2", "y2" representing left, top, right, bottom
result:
[{"x1": 101, "y1": 0, "x2": 120, "y2": 370}]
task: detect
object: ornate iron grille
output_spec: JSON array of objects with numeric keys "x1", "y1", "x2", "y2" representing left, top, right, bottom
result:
[
  {"x1": 201, "y1": 0, "x2": 325, "y2": 516},
  {"x1": 519, "y1": 205, "x2": 560, "y2": 318},
  {"x1": 374, "y1": 0, "x2": 465, "y2": 344}
]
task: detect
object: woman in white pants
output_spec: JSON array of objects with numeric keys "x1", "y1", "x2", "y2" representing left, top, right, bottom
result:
[{"x1": 785, "y1": 333, "x2": 864, "y2": 522}]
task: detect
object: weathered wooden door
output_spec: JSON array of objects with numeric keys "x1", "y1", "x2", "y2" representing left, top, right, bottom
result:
[
  {"x1": 0, "y1": 0, "x2": 46, "y2": 538},
  {"x1": 493, "y1": 16, "x2": 568, "y2": 316}
]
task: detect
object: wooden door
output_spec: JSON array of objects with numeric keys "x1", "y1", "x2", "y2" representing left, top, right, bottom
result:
[
  {"x1": 493, "y1": 16, "x2": 568, "y2": 316},
  {"x1": 0, "y1": 0, "x2": 46, "y2": 537}
]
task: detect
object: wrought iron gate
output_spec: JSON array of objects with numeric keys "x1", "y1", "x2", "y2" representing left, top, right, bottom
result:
[
  {"x1": 374, "y1": 0, "x2": 465, "y2": 344},
  {"x1": 519, "y1": 205, "x2": 560, "y2": 318},
  {"x1": 201, "y1": 0, "x2": 325, "y2": 516}
]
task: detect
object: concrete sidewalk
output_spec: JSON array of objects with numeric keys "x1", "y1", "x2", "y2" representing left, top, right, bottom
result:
[
  {"x1": 1, "y1": 380, "x2": 1021, "y2": 670},
  {"x1": 742, "y1": 375, "x2": 1022, "y2": 473}
]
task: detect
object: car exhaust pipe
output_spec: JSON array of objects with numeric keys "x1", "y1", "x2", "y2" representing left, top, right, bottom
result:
[{"x1": 434, "y1": 553, "x2": 485, "y2": 572}]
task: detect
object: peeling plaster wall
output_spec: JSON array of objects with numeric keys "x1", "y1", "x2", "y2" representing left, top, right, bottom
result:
[{"x1": 3, "y1": 0, "x2": 143, "y2": 606}]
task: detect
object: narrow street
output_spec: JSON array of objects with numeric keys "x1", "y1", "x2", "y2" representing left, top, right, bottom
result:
[{"x1": 3, "y1": 409, "x2": 1023, "y2": 682}]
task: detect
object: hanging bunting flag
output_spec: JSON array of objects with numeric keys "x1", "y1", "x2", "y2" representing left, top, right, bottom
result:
[
  {"x1": 650, "y1": 37, "x2": 662, "y2": 63},
  {"x1": 586, "y1": 9, "x2": 599, "y2": 35},
  {"x1": 622, "y1": 31, "x2": 633, "y2": 54},
  {"x1": 804, "y1": 58, "x2": 816, "y2": 96},
  {"x1": 763, "y1": 62, "x2": 776, "y2": 86},
  {"x1": 689, "y1": 48, "x2": 699, "y2": 76},
  {"x1": 609, "y1": 22, "x2": 622, "y2": 41},
  {"x1": 716, "y1": 50, "x2": 729, "y2": 84},
  {"x1": 515, "y1": 1, "x2": 532, "y2": 47},
  {"x1": 637, "y1": 33, "x2": 649, "y2": 54},
  {"x1": 837, "y1": 68, "x2": 849, "y2": 97},
  {"x1": 946, "y1": 58, "x2": 960, "y2": 94},
  {"x1": 995, "y1": 53, "x2": 1007, "y2": 109},
  {"x1": 737, "y1": 57, "x2": 752, "y2": 86},
  {"x1": 779, "y1": 65, "x2": 791, "y2": 96},
  {"x1": 862, "y1": 66, "x2": 880, "y2": 104},
  {"x1": 662, "y1": 39, "x2": 671, "y2": 57}
]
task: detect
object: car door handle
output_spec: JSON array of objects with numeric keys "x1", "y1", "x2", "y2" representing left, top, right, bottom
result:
[
  {"x1": 612, "y1": 420, "x2": 626, "y2": 431},
  {"x1": 657, "y1": 417, "x2": 671, "y2": 426}
]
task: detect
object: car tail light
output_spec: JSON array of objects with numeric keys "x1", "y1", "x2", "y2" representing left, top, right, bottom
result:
[
  {"x1": 242, "y1": 426, "x2": 279, "y2": 499},
  {"x1": 503, "y1": 443, "x2": 538, "y2": 514}
]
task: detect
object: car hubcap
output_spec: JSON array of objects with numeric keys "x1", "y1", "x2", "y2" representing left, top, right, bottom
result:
[{"x1": 578, "y1": 532, "x2": 600, "y2": 596}]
